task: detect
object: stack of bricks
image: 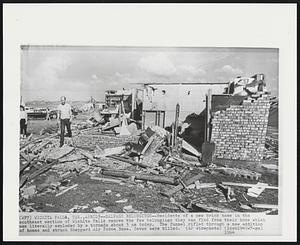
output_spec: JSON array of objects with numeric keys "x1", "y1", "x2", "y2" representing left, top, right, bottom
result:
[{"x1": 211, "y1": 94, "x2": 270, "y2": 161}]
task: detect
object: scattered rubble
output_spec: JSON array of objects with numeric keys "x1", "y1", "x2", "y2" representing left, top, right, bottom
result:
[{"x1": 19, "y1": 89, "x2": 278, "y2": 214}]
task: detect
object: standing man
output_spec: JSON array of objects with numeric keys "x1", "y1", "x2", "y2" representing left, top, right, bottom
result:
[{"x1": 57, "y1": 96, "x2": 73, "y2": 147}]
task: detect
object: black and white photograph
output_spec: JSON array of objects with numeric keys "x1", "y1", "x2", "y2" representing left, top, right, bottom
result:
[
  {"x1": 3, "y1": 3, "x2": 296, "y2": 241},
  {"x1": 19, "y1": 46, "x2": 279, "y2": 215}
]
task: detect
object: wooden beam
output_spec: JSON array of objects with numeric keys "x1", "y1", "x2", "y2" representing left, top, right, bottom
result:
[
  {"x1": 102, "y1": 169, "x2": 177, "y2": 185},
  {"x1": 221, "y1": 182, "x2": 278, "y2": 190},
  {"x1": 162, "y1": 173, "x2": 204, "y2": 197},
  {"x1": 174, "y1": 103, "x2": 180, "y2": 150},
  {"x1": 206, "y1": 89, "x2": 212, "y2": 141},
  {"x1": 142, "y1": 110, "x2": 146, "y2": 131},
  {"x1": 107, "y1": 155, "x2": 148, "y2": 168},
  {"x1": 19, "y1": 160, "x2": 59, "y2": 189},
  {"x1": 55, "y1": 184, "x2": 78, "y2": 197},
  {"x1": 90, "y1": 176, "x2": 122, "y2": 184},
  {"x1": 251, "y1": 203, "x2": 278, "y2": 209},
  {"x1": 20, "y1": 133, "x2": 58, "y2": 151},
  {"x1": 140, "y1": 136, "x2": 155, "y2": 155},
  {"x1": 19, "y1": 155, "x2": 38, "y2": 176},
  {"x1": 193, "y1": 203, "x2": 235, "y2": 213}
]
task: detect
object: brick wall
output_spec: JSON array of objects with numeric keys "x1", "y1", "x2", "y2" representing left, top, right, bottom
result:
[{"x1": 211, "y1": 94, "x2": 270, "y2": 161}]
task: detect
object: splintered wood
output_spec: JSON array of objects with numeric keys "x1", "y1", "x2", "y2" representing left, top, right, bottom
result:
[
  {"x1": 163, "y1": 173, "x2": 204, "y2": 197},
  {"x1": 102, "y1": 169, "x2": 177, "y2": 185},
  {"x1": 141, "y1": 134, "x2": 164, "y2": 168}
]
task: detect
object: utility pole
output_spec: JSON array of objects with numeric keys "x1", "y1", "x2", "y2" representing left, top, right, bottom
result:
[{"x1": 206, "y1": 89, "x2": 212, "y2": 142}]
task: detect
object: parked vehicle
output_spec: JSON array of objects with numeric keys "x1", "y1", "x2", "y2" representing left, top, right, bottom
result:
[
  {"x1": 48, "y1": 108, "x2": 79, "y2": 119},
  {"x1": 49, "y1": 109, "x2": 58, "y2": 119},
  {"x1": 27, "y1": 108, "x2": 47, "y2": 119},
  {"x1": 25, "y1": 107, "x2": 34, "y2": 113}
]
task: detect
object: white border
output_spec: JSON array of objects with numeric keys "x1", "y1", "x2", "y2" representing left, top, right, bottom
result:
[{"x1": 3, "y1": 3, "x2": 297, "y2": 242}]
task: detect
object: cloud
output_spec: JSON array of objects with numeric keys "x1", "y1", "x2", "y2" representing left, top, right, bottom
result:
[
  {"x1": 138, "y1": 53, "x2": 177, "y2": 76},
  {"x1": 177, "y1": 65, "x2": 206, "y2": 77},
  {"x1": 26, "y1": 55, "x2": 72, "y2": 90},
  {"x1": 113, "y1": 72, "x2": 140, "y2": 85},
  {"x1": 216, "y1": 65, "x2": 243, "y2": 75},
  {"x1": 91, "y1": 74, "x2": 98, "y2": 80},
  {"x1": 137, "y1": 53, "x2": 206, "y2": 84}
]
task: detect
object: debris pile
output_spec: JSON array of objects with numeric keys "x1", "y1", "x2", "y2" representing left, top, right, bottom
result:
[
  {"x1": 19, "y1": 89, "x2": 278, "y2": 214},
  {"x1": 19, "y1": 115, "x2": 278, "y2": 214}
]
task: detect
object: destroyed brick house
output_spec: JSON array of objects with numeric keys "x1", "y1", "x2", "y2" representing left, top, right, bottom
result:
[{"x1": 19, "y1": 73, "x2": 278, "y2": 214}]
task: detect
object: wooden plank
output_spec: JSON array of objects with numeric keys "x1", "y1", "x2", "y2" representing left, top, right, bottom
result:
[
  {"x1": 171, "y1": 123, "x2": 175, "y2": 148},
  {"x1": 108, "y1": 155, "x2": 148, "y2": 168},
  {"x1": 33, "y1": 140, "x2": 52, "y2": 154},
  {"x1": 193, "y1": 203, "x2": 235, "y2": 213},
  {"x1": 90, "y1": 176, "x2": 122, "y2": 184},
  {"x1": 102, "y1": 169, "x2": 177, "y2": 185},
  {"x1": 140, "y1": 136, "x2": 154, "y2": 155},
  {"x1": 27, "y1": 160, "x2": 58, "y2": 180},
  {"x1": 55, "y1": 184, "x2": 78, "y2": 197},
  {"x1": 251, "y1": 203, "x2": 278, "y2": 209},
  {"x1": 163, "y1": 173, "x2": 204, "y2": 197},
  {"x1": 206, "y1": 89, "x2": 212, "y2": 141},
  {"x1": 181, "y1": 153, "x2": 200, "y2": 162},
  {"x1": 19, "y1": 160, "x2": 59, "y2": 189},
  {"x1": 195, "y1": 183, "x2": 217, "y2": 189},
  {"x1": 102, "y1": 120, "x2": 121, "y2": 131},
  {"x1": 174, "y1": 103, "x2": 180, "y2": 149},
  {"x1": 20, "y1": 133, "x2": 58, "y2": 150},
  {"x1": 221, "y1": 182, "x2": 278, "y2": 190},
  {"x1": 59, "y1": 154, "x2": 86, "y2": 163},
  {"x1": 172, "y1": 156, "x2": 190, "y2": 166},
  {"x1": 19, "y1": 155, "x2": 38, "y2": 176}
]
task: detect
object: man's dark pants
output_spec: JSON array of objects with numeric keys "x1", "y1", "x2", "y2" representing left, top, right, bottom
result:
[{"x1": 60, "y1": 118, "x2": 72, "y2": 147}]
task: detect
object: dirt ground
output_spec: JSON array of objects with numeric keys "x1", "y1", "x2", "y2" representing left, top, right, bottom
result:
[{"x1": 20, "y1": 116, "x2": 278, "y2": 214}]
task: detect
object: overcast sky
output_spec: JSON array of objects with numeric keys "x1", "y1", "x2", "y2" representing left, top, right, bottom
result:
[{"x1": 21, "y1": 46, "x2": 278, "y2": 102}]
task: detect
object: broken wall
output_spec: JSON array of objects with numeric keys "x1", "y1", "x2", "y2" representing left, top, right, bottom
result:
[
  {"x1": 143, "y1": 83, "x2": 228, "y2": 127},
  {"x1": 211, "y1": 94, "x2": 271, "y2": 161}
]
